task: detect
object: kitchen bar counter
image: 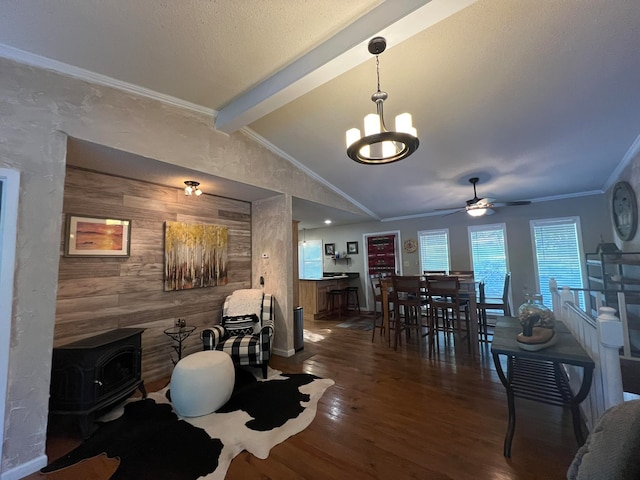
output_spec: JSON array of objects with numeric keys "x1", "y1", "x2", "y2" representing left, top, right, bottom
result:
[{"x1": 299, "y1": 276, "x2": 350, "y2": 320}]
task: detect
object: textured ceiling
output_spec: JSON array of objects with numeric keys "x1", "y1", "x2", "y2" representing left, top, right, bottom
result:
[
  {"x1": 0, "y1": 0, "x2": 382, "y2": 109},
  {"x1": 2, "y1": 0, "x2": 640, "y2": 229}
]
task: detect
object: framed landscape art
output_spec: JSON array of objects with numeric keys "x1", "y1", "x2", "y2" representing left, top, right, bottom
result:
[
  {"x1": 65, "y1": 215, "x2": 131, "y2": 257},
  {"x1": 164, "y1": 221, "x2": 229, "y2": 291}
]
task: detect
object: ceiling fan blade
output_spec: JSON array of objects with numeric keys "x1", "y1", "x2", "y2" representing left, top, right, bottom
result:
[
  {"x1": 432, "y1": 206, "x2": 465, "y2": 212},
  {"x1": 485, "y1": 208, "x2": 496, "y2": 215},
  {"x1": 492, "y1": 200, "x2": 531, "y2": 207},
  {"x1": 442, "y1": 208, "x2": 464, "y2": 217}
]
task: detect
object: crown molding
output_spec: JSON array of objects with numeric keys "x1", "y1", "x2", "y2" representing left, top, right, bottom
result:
[
  {"x1": 241, "y1": 127, "x2": 379, "y2": 220},
  {"x1": 527, "y1": 189, "x2": 603, "y2": 204},
  {"x1": 603, "y1": 132, "x2": 640, "y2": 192},
  {"x1": 0, "y1": 44, "x2": 216, "y2": 118}
]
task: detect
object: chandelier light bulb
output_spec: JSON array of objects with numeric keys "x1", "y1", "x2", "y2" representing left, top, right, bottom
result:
[{"x1": 364, "y1": 113, "x2": 381, "y2": 136}]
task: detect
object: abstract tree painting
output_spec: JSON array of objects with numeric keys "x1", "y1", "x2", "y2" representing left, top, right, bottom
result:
[{"x1": 164, "y1": 221, "x2": 228, "y2": 291}]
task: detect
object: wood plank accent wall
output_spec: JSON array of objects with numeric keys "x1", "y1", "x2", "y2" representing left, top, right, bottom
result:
[{"x1": 56, "y1": 167, "x2": 253, "y2": 381}]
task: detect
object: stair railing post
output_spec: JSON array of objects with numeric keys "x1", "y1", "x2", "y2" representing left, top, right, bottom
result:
[{"x1": 597, "y1": 305, "x2": 624, "y2": 410}]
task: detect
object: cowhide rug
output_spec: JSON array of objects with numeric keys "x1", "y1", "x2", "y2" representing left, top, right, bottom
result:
[{"x1": 41, "y1": 367, "x2": 334, "y2": 479}]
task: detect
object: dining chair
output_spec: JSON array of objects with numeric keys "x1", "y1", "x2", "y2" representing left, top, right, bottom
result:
[
  {"x1": 423, "y1": 272, "x2": 456, "y2": 333},
  {"x1": 477, "y1": 272, "x2": 511, "y2": 341},
  {"x1": 449, "y1": 270, "x2": 474, "y2": 277},
  {"x1": 426, "y1": 275, "x2": 470, "y2": 348},
  {"x1": 391, "y1": 275, "x2": 432, "y2": 355},
  {"x1": 369, "y1": 273, "x2": 385, "y2": 341},
  {"x1": 449, "y1": 270, "x2": 474, "y2": 308}
]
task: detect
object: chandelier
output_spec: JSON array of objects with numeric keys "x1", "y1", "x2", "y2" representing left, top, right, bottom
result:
[
  {"x1": 184, "y1": 180, "x2": 202, "y2": 196},
  {"x1": 346, "y1": 37, "x2": 419, "y2": 164}
]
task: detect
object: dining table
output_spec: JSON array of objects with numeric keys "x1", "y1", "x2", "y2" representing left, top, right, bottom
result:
[{"x1": 380, "y1": 275, "x2": 480, "y2": 356}]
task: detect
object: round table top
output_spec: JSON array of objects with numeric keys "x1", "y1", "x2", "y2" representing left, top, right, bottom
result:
[{"x1": 163, "y1": 325, "x2": 196, "y2": 337}]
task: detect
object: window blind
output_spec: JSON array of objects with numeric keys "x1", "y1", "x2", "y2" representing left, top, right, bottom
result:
[
  {"x1": 418, "y1": 229, "x2": 450, "y2": 273},
  {"x1": 531, "y1": 218, "x2": 584, "y2": 308},
  {"x1": 469, "y1": 224, "x2": 508, "y2": 299}
]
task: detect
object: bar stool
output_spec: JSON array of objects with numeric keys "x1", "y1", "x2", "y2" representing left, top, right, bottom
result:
[
  {"x1": 344, "y1": 286, "x2": 361, "y2": 313},
  {"x1": 326, "y1": 289, "x2": 345, "y2": 320}
]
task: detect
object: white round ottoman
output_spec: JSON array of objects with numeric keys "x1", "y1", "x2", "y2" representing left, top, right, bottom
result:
[{"x1": 170, "y1": 350, "x2": 235, "y2": 417}]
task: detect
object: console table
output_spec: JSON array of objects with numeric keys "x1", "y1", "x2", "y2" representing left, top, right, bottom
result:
[{"x1": 491, "y1": 317, "x2": 594, "y2": 457}]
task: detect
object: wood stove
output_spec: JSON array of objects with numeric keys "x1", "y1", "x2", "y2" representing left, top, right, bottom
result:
[{"x1": 49, "y1": 328, "x2": 146, "y2": 437}]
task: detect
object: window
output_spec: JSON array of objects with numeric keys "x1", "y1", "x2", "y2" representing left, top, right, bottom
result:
[
  {"x1": 298, "y1": 239, "x2": 322, "y2": 279},
  {"x1": 531, "y1": 217, "x2": 584, "y2": 308},
  {"x1": 468, "y1": 223, "x2": 508, "y2": 299},
  {"x1": 418, "y1": 229, "x2": 450, "y2": 273}
]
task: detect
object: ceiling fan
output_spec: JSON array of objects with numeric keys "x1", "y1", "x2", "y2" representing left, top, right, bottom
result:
[{"x1": 444, "y1": 177, "x2": 531, "y2": 217}]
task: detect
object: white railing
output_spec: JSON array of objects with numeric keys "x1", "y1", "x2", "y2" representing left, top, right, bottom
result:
[{"x1": 549, "y1": 278, "x2": 625, "y2": 431}]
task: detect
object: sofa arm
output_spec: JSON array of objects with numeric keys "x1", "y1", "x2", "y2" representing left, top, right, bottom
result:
[
  {"x1": 256, "y1": 318, "x2": 274, "y2": 356},
  {"x1": 201, "y1": 325, "x2": 226, "y2": 350}
]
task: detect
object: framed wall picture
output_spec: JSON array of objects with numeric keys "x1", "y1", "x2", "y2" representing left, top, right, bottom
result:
[
  {"x1": 347, "y1": 241, "x2": 358, "y2": 254},
  {"x1": 324, "y1": 243, "x2": 335, "y2": 256},
  {"x1": 65, "y1": 215, "x2": 131, "y2": 257},
  {"x1": 164, "y1": 221, "x2": 228, "y2": 291}
]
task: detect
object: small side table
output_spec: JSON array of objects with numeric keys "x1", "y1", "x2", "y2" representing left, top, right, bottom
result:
[
  {"x1": 491, "y1": 317, "x2": 594, "y2": 458},
  {"x1": 163, "y1": 325, "x2": 197, "y2": 365}
]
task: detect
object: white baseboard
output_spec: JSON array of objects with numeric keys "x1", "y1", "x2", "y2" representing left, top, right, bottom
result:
[
  {"x1": 273, "y1": 347, "x2": 295, "y2": 358},
  {"x1": 1, "y1": 454, "x2": 47, "y2": 480}
]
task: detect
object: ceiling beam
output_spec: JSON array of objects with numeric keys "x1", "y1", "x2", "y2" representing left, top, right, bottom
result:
[{"x1": 215, "y1": 0, "x2": 477, "y2": 134}]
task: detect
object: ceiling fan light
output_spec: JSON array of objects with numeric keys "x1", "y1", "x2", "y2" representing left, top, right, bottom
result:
[{"x1": 467, "y1": 207, "x2": 487, "y2": 217}]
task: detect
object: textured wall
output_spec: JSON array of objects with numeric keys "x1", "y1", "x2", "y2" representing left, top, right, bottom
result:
[
  {"x1": 0, "y1": 124, "x2": 66, "y2": 474},
  {"x1": 252, "y1": 194, "x2": 293, "y2": 355},
  {"x1": 0, "y1": 55, "x2": 357, "y2": 475}
]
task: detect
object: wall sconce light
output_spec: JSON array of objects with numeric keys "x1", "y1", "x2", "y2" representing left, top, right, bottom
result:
[{"x1": 184, "y1": 180, "x2": 202, "y2": 196}]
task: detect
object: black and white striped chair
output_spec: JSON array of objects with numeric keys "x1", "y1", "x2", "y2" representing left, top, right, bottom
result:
[{"x1": 201, "y1": 290, "x2": 274, "y2": 379}]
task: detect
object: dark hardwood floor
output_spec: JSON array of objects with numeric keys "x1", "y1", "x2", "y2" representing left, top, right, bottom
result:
[{"x1": 35, "y1": 313, "x2": 580, "y2": 479}]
